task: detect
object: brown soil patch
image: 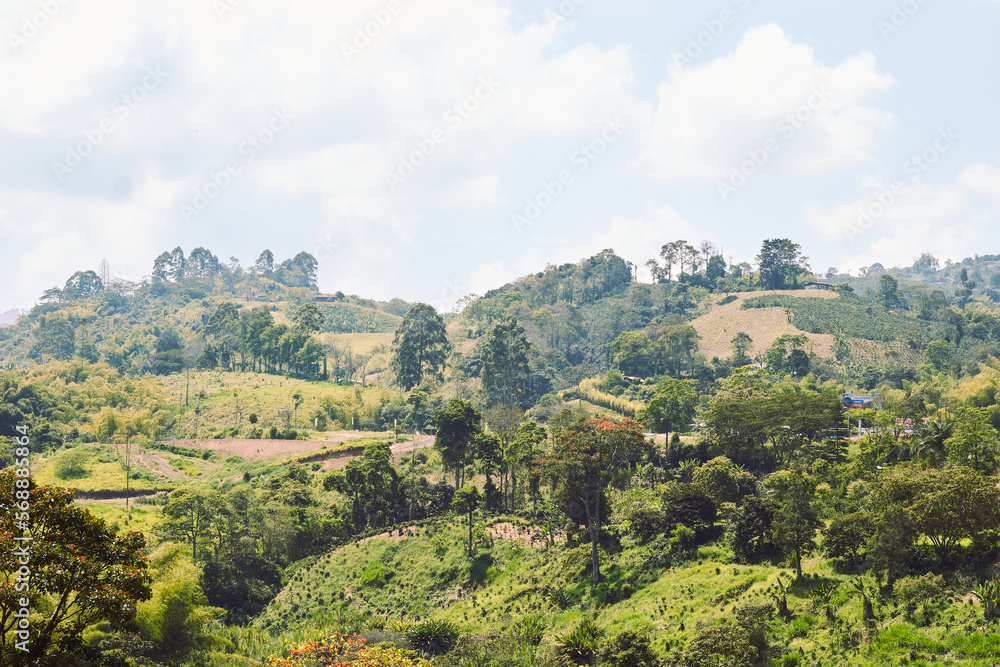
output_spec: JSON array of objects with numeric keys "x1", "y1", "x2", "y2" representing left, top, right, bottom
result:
[{"x1": 158, "y1": 433, "x2": 369, "y2": 459}]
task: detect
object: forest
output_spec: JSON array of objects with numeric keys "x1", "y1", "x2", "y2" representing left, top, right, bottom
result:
[{"x1": 6, "y1": 239, "x2": 1000, "y2": 665}]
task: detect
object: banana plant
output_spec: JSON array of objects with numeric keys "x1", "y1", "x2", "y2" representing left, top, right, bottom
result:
[
  {"x1": 848, "y1": 577, "x2": 876, "y2": 622},
  {"x1": 971, "y1": 579, "x2": 1000, "y2": 621},
  {"x1": 810, "y1": 583, "x2": 838, "y2": 622}
]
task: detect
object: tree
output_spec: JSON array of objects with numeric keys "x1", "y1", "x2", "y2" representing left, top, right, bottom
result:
[
  {"x1": 702, "y1": 367, "x2": 773, "y2": 469},
  {"x1": 678, "y1": 623, "x2": 755, "y2": 667},
  {"x1": 161, "y1": 489, "x2": 225, "y2": 562},
  {"x1": 822, "y1": 512, "x2": 876, "y2": 571},
  {"x1": 543, "y1": 417, "x2": 647, "y2": 584},
  {"x1": 451, "y1": 486, "x2": 482, "y2": 557},
  {"x1": 434, "y1": 399, "x2": 482, "y2": 488},
  {"x1": 480, "y1": 316, "x2": 531, "y2": 408},
  {"x1": 656, "y1": 324, "x2": 700, "y2": 377},
  {"x1": 770, "y1": 473, "x2": 822, "y2": 580},
  {"x1": 391, "y1": 304, "x2": 451, "y2": 390},
  {"x1": 730, "y1": 332, "x2": 753, "y2": 367},
  {"x1": 638, "y1": 377, "x2": 697, "y2": 460},
  {"x1": 0, "y1": 470, "x2": 152, "y2": 662},
  {"x1": 255, "y1": 249, "x2": 275, "y2": 274},
  {"x1": 706, "y1": 254, "x2": 727, "y2": 282},
  {"x1": 62, "y1": 270, "x2": 103, "y2": 300},
  {"x1": 729, "y1": 496, "x2": 781, "y2": 564},
  {"x1": 610, "y1": 331, "x2": 655, "y2": 377},
  {"x1": 945, "y1": 406, "x2": 1000, "y2": 473},
  {"x1": 692, "y1": 457, "x2": 756, "y2": 506},
  {"x1": 188, "y1": 247, "x2": 222, "y2": 277},
  {"x1": 876, "y1": 274, "x2": 903, "y2": 310},
  {"x1": 291, "y1": 303, "x2": 325, "y2": 334},
  {"x1": 756, "y1": 239, "x2": 809, "y2": 290}
]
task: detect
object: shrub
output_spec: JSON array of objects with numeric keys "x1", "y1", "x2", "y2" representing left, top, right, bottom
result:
[
  {"x1": 678, "y1": 622, "x2": 754, "y2": 667},
  {"x1": 53, "y1": 448, "x2": 90, "y2": 480},
  {"x1": 360, "y1": 561, "x2": 391, "y2": 587},
  {"x1": 597, "y1": 630, "x2": 661, "y2": 667},
  {"x1": 513, "y1": 615, "x2": 547, "y2": 646},
  {"x1": 895, "y1": 572, "x2": 946, "y2": 615},
  {"x1": 554, "y1": 618, "x2": 603, "y2": 665},
  {"x1": 405, "y1": 619, "x2": 460, "y2": 655}
]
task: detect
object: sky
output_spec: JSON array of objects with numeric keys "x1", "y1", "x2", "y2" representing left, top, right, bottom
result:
[{"x1": 1, "y1": 0, "x2": 998, "y2": 313}]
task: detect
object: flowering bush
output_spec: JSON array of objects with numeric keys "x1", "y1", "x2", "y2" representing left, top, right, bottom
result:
[{"x1": 268, "y1": 632, "x2": 431, "y2": 667}]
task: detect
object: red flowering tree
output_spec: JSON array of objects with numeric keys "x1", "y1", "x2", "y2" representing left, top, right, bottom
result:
[{"x1": 541, "y1": 417, "x2": 648, "y2": 584}]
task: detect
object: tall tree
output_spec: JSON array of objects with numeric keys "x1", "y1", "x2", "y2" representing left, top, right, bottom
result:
[
  {"x1": 638, "y1": 377, "x2": 697, "y2": 460},
  {"x1": 291, "y1": 303, "x2": 325, "y2": 334},
  {"x1": 610, "y1": 331, "x2": 655, "y2": 377},
  {"x1": 770, "y1": 472, "x2": 822, "y2": 580},
  {"x1": 756, "y1": 239, "x2": 809, "y2": 290},
  {"x1": 945, "y1": 406, "x2": 1000, "y2": 474},
  {"x1": 730, "y1": 331, "x2": 754, "y2": 367},
  {"x1": 390, "y1": 303, "x2": 451, "y2": 390},
  {"x1": 656, "y1": 324, "x2": 701, "y2": 377},
  {"x1": 543, "y1": 417, "x2": 647, "y2": 584},
  {"x1": 451, "y1": 485, "x2": 482, "y2": 557},
  {"x1": 480, "y1": 316, "x2": 531, "y2": 408},
  {"x1": 255, "y1": 249, "x2": 275, "y2": 274},
  {"x1": 434, "y1": 399, "x2": 482, "y2": 488}
]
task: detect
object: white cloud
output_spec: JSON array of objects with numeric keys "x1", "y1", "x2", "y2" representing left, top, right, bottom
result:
[
  {"x1": 803, "y1": 165, "x2": 1000, "y2": 270},
  {"x1": 0, "y1": 0, "x2": 641, "y2": 307},
  {"x1": 957, "y1": 162, "x2": 1000, "y2": 201},
  {"x1": 635, "y1": 24, "x2": 896, "y2": 181}
]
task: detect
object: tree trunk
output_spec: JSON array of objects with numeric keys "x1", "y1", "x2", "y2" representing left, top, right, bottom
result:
[
  {"x1": 584, "y1": 498, "x2": 600, "y2": 585},
  {"x1": 863, "y1": 597, "x2": 875, "y2": 622},
  {"x1": 468, "y1": 509, "x2": 474, "y2": 557}
]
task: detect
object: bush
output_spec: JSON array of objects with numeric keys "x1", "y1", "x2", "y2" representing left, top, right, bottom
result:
[
  {"x1": 513, "y1": 615, "x2": 547, "y2": 646},
  {"x1": 597, "y1": 631, "x2": 661, "y2": 667},
  {"x1": 678, "y1": 622, "x2": 754, "y2": 667},
  {"x1": 405, "y1": 619, "x2": 460, "y2": 656},
  {"x1": 894, "y1": 572, "x2": 946, "y2": 614},
  {"x1": 554, "y1": 618, "x2": 603, "y2": 665},
  {"x1": 360, "y1": 561, "x2": 390, "y2": 587},
  {"x1": 53, "y1": 448, "x2": 90, "y2": 480}
]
